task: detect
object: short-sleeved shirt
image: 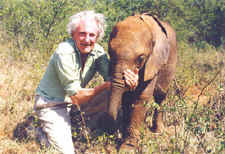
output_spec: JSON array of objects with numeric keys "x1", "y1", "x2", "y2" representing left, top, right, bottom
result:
[{"x1": 36, "y1": 39, "x2": 110, "y2": 102}]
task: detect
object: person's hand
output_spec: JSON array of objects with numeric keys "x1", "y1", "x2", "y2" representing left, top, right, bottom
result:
[{"x1": 123, "y1": 68, "x2": 139, "y2": 91}]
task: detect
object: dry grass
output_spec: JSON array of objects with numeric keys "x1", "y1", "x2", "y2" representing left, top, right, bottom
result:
[
  {"x1": 0, "y1": 42, "x2": 51, "y2": 153},
  {"x1": 0, "y1": 38, "x2": 224, "y2": 153}
]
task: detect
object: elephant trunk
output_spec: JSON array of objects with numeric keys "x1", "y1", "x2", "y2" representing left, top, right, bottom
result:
[
  {"x1": 100, "y1": 63, "x2": 127, "y2": 133},
  {"x1": 99, "y1": 80, "x2": 125, "y2": 134},
  {"x1": 108, "y1": 63, "x2": 127, "y2": 121},
  {"x1": 108, "y1": 83, "x2": 125, "y2": 121}
]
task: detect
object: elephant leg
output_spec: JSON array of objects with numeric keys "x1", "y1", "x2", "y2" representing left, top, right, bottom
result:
[
  {"x1": 129, "y1": 102, "x2": 148, "y2": 138},
  {"x1": 151, "y1": 66, "x2": 174, "y2": 133},
  {"x1": 151, "y1": 87, "x2": 167, "y2": 133},
  {"x1": 119, "y1": 101, "x2": 148, "y2": 151},
  {"x1": 120, "y1": 75, "x2": 157, "y2": 150}
]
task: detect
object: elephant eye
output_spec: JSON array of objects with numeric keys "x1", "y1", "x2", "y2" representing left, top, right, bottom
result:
[{"x1": 136, "y1": 54, "x2": 146, "y2": 69}]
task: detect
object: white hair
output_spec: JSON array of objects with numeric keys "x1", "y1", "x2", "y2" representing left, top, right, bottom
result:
[{"x1": 67, "y1": 10, "x2": 107, "y2": 41}]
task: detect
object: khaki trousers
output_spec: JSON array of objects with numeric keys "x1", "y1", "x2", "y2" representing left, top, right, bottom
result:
[
  {"x1": 35, "y1": 95, "x2": 75, "y2": 154},
  {"x1": 34, "y1": 90, "x2": 110, "y2": 154}
]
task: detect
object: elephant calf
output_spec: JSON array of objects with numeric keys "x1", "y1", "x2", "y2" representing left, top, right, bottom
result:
[{"x1": 100, "y1": 13, "x2": 177, "y2": 151}]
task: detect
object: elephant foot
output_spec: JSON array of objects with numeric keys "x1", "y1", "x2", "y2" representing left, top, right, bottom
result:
[{"x1": 119, "y1": 137, "x2": 138, "y2": 153}]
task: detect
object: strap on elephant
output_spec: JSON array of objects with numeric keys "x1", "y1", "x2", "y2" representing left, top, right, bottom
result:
[{"x1": 138, "y1": 13, "x2": 168, "y2": 38}]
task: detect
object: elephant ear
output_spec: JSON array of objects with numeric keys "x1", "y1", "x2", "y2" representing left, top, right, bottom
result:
[{"x1": 141, "y1": 15, "x2": 170, "y2": 81}]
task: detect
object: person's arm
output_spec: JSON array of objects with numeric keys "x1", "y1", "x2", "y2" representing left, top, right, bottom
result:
[
  {"x1": 70, "y1": 81, "x2": 111, "y2": 105},
  {"x1": 70, "y1": 68, "x2": 138, "y2": 105},
  {"x1": 54, "y1": 42, "x2": 83, "y2": 97}
]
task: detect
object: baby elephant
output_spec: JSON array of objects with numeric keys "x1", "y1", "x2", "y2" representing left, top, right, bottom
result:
[{"x1": 101, "y1": 13, "x2": 177, "y2": 151}]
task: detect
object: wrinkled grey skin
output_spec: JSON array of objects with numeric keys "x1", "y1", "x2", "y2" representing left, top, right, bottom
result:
[{"x1": 101, "y1": 14, "x2": 177, "y2": 150}]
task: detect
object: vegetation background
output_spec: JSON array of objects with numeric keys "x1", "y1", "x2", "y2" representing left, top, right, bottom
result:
[{"x1": 0, "y1": 0, "x2": 224, "y2": 153}]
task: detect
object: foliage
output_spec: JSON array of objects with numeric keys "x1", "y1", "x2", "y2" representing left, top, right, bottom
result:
[
  {"x1": 179, "y1": 0, "x2": 225, "y2": 48},
  {"x1": 0, "y1": 0, "x2": 94, "y2": 53},
  {"x1": 0, "y1": 0, "x2": 225, "y2": 54}
]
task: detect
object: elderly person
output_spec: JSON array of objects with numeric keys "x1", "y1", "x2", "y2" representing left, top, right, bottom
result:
[{"x1": 34, "y1": 10, "x2": 138, "y2": 154}]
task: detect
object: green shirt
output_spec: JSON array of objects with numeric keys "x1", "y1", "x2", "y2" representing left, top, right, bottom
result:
[{"x1": 36, "y1": 39, "x2": 110, "y2": 101}]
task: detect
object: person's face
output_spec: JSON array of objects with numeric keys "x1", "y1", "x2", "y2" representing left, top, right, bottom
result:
[{"x1": 72, "y1": 19, "x2": 99, "y2": 55}]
